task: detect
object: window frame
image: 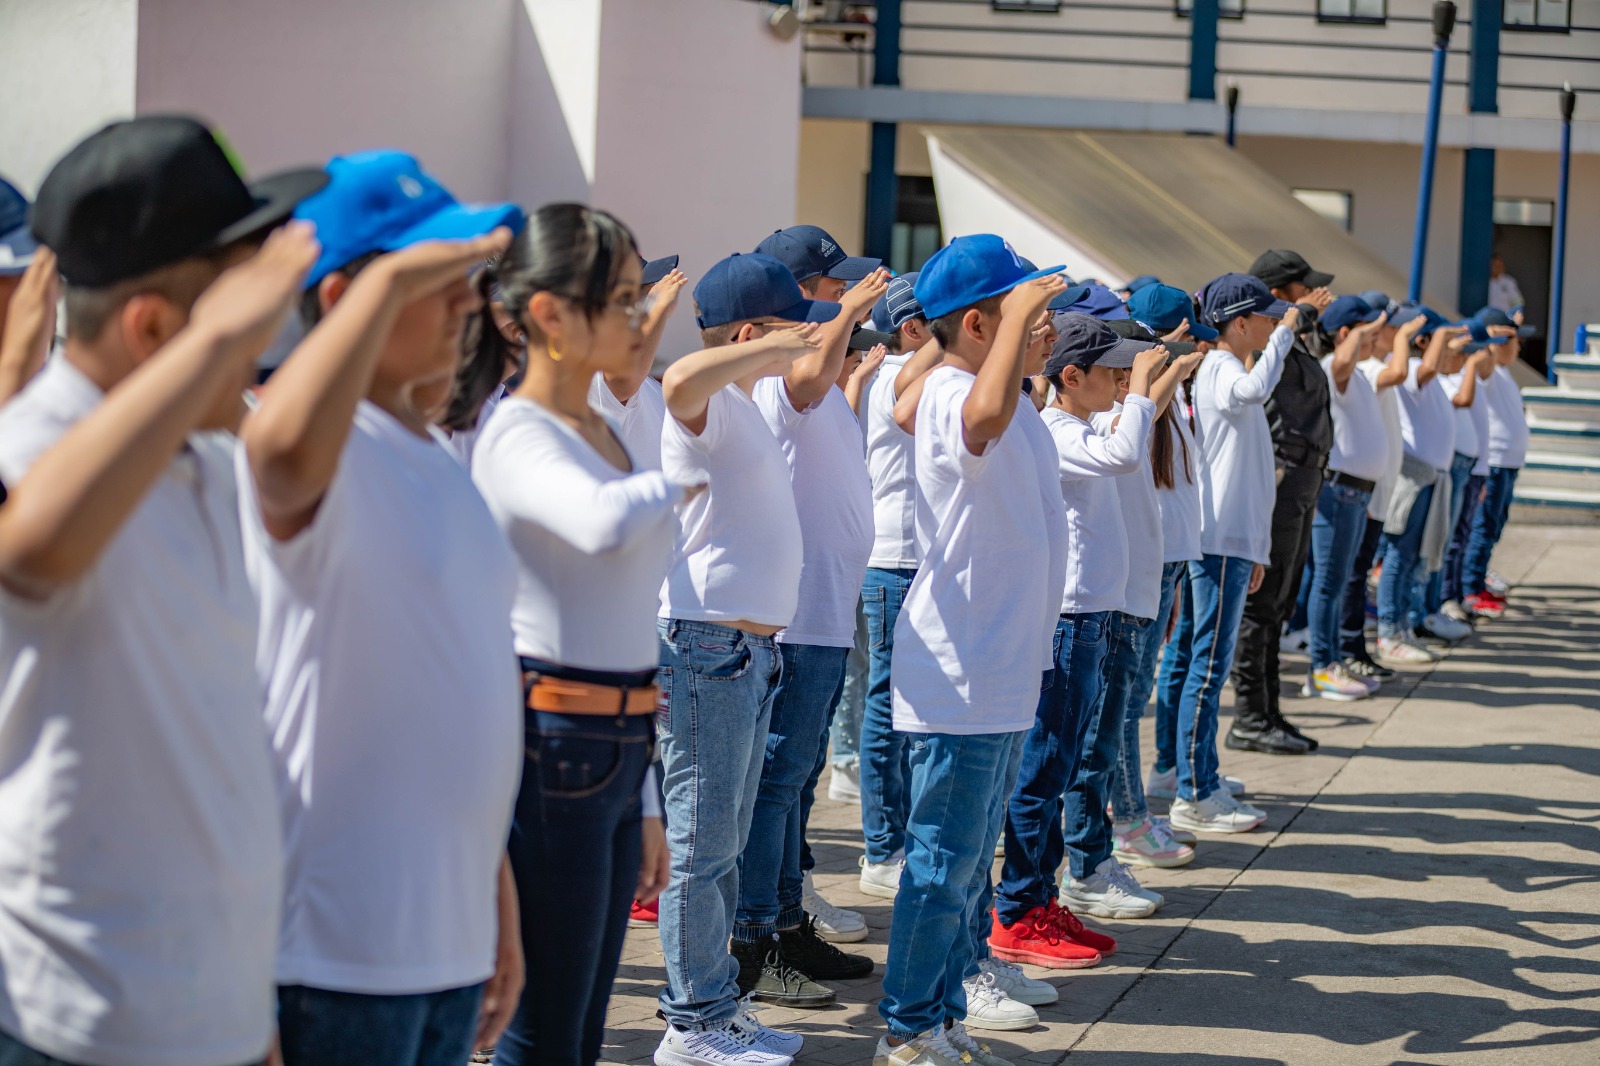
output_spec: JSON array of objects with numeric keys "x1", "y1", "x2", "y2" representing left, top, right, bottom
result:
[
  {"x1": 1501, "y1": 0, "x2": 1572, "y2": 33},
  {"x1": 1316, "y1": 0, "x2": 1388, "y2": 25},
  {"x1": 1292, "y1": 188, "x2": 1355, "y2": 233},
  {"x1": 1174, "y1": 0, "x2": 1247, "y2": 21}
]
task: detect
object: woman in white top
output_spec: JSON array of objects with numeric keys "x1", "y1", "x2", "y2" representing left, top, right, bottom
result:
[{"x1": 471, "y1": 204, "x2": 692, "y2": 1066}]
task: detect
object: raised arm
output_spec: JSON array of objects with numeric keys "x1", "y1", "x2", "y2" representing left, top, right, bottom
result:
[
  {"x1": 1148, "y1": 347, "x2": 1206, "y2": 417},
  {"x1": 843, "y1": 344, "x2": 886, "y2": 417},
  {"x1": 0, "y1": 225, "x2": 317, "y2": 596},
  {"x1": 962, "y1": 277, "x2": 1067, "y2": 453},
  {"x1": 1217, "y1": 319, "x2": 1295, "y2": 412},
  {"x1": 0, "y1": 248, "x2": 60, "y2": 408},
  {"x1": 1413, "y1": 325, "x2": 1464, "y2": 390},
  {"x1": 243, "y1": 232, "x2": 511, "y2": 542},
  {"x1": 602, "y1": 269, "x2": 685, "y2": 405},
  {"x1": 1328, "y1": 312, "x2": 1387, "y2": 394},
  {"x1": 783, "y1": 269, "x2": 889, "y2": 411},
  {"x1": 661, "y1": 324, "x2": 820, "y2": 435},
  {"x1": 1376, "y1": 317, "x2": 1422, "y2": 390},
  {"x1": 1449, "y1": 350, "x2": 1494, "y2": 407}
]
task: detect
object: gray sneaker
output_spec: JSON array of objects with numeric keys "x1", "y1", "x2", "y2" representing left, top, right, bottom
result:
[{"x1": 731, "y1": 937, "x2": 835, "y2": 1007}]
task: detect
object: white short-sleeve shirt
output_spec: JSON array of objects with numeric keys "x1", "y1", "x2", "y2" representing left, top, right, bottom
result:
[
  {"x1": 588, "y1": 374, "x2": 667, "y2": 472},
  {"x1": 1357, "y1": 357, "x2": 1407, "y2": 518},
  {"x1": 1323, "y1": 356, "x2": 1391, "y2": 484},
  {"x1": 865, "y1": 354, "x2": 920, "y2": 570},
  {"x1": 1397, "y1": 358, "x2": 1457, "y2": 471},
  {"x1": 1483, "y1": 365, "x2": 1530, "y2": 469}
]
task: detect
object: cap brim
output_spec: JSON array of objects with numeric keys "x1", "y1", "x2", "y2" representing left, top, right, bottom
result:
[
  {"x1": 387, "y1": 200, "x2": 526, "y2": 252},
  {"x1": 775, "y1": 297, "x2": 841, "y2": 325},
  {"x1": 642, "y1": 255, "x2": 680, "y2": 286},
  {"x1": 847, "y1": 327, "x2": 895, "y2": 352},
  {"x1": 211, "y1": 168, "x2": 331, "y2": 249},
  {"x1": 1048, "y1": 284, "x2": 1091, "y2": 312},
  {"x1": 1186, "y1": 321, "x2": 1220, "y2": 341},
  {"x1": 1303, "y1": 268, "x2": 1335, "y2": 288},
  {"x1": 1093, "y1": 336, "x2": 1156, "y2": 370},
  {"x1": 828, "y1": 256, "x2": 883, "y2": 282},
  {"x1": 0, "y1": 224, "x2": 37, "y2": 277},
  {"x1": 1163, "y1": 340, "x2": 1197, "y2": 357},
  {"x1": 1262, "y1": 298, "x2": 1293, "y2": 319}
]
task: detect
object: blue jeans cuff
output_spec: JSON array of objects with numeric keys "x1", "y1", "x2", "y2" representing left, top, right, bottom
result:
[
  {"x1": 778, "y1": 902, "x2": 806, "y2": 931},
  {"x1": 733, "y1": 918, "x2": 776, "y2": 944}
]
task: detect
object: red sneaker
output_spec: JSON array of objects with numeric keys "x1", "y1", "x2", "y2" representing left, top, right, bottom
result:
[
  {"x1": 988, "y1": 906, "x2": 1102, "y2": 969},
  {"x1": 1045, "y1": 899, "x2": 1117, "y2": 955},
  {"x1": 1465, "y1": 592, "x2": 1505, "y2": 618},
  {"x1": 628, "y1": 898, "x2": 659, "y2": 928}
]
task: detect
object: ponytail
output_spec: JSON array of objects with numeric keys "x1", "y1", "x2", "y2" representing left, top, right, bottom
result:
[
  {"x1": 1150, "y1": 377, "x2": 1197, "y2": 491},
  {"x1": 441, "y1": 271, "x2": 522, "y2": 433}
]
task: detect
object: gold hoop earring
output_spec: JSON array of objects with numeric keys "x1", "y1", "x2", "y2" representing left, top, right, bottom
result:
[{"x1": 548, "y1": 337, "x2": 564, "y2": 362}]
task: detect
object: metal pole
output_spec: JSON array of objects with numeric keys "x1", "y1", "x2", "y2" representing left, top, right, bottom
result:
[
  {"x1": 1408, "y1": 1, "x2": 1457, "y2": 304},
  {"x1": 1550, "y1": 83, "x2": 1576, "y2": 382},
  {"x1": 1225, "y1": 80, "x2": 1240, "y2": 148}
]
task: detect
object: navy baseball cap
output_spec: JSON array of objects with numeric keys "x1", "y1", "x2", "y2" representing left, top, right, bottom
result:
[
  {"x1": 848, "y1": 324, "x2": 895, "y2": 352},
  {"x1": 1389, "y1": 304, "x2": 1447, "y2": 335},
  {"x1": 1359, "y1": 290, "x2": 1397, "y2": 315},
  {"x1": 913, "y1": 235, "x2": 1063, "y2": 322},
  {"x1": 1463, "y1": 317, "x2": 1513, "y2": 347},
  {"x1": 1045, "y1": 312, "x2": 1152, "y2": 376},
  {"x1": 1123, "y1": 274, "x2": 1161, "y2": 294},
  {"x1": 0, "y1": 177, "x2": 37, "y2": 277},
  {"x1": 871, "y1": 271, "x2": 924, "y2": 332},
  {"x1": 755, "y1": 225, "x2": 880, "y2": 284},
  {"x1": 296, "y1": 150, "x2": 525, "y2": 289},
  {"x1": 1046, "y1": 283, "x2": 1091, "y2": 312},
  {"x1": 1049, "y1": 282, "x2": 1129, "y2": 320},
  {"x1": 1127, "y1": 283, "x2": 1218, "y2": 341},
  {"x1": 641, "y1": 254, "x2": 679, "y2": 287},
  {"x1": 1476, "y1": 306, "x2": 1536, "y2": 338},
  {"x1": 1321, "y1": 294, "x2": 1382, "y2": 334},
  {"x1": 1200, "y1": 273, "x2": 1291, "y2": 328},
  {"x1": 693, "y1": 252, "x2": 841, "y2": 330}
]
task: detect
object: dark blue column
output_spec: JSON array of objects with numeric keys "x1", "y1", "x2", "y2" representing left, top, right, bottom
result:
[
  {"x1": 863, "y1": 0, "x2": 902, "y2": 263},
  {"x1": 1189, "y1": 0, "x2": 1219, "y2": 101},
  {"x1": 1458, "y1": 0, "x2": 1501, "y2": 312}
]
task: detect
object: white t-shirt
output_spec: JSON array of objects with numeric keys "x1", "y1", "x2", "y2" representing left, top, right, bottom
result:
[
  {"x1": 865, "y1": 354, "x2": 920, "y2": 570},
  {"x1": 892, "y1": 367, "x2": 1064, "y2": 735},
  {"x1": 1357, "y1": 357, "x2": 1406, "y2": 519},
  {"x1": 1093, "y1": 400, "x2": 1163, "y2": 620},
  {"x1": 1488, "y1": 273, "x2": 1524, "y2": 313},
  {"x1": 1483, "y1": 365, "x2": 1530, "y2": 469},
  {"x1": 659, "y1": 384, "x2": 803, "y2": 628},
  {"x1": 1396, "y1": 358, "x2": 1457, "y2": 471},
  {"x1": 1438, "y1": 370, "x2": 1491, "y2": 476},
  {"x1": 1194, "y1": 328, "x2": 1292, "y2": 565},
  {"x1": 241, "y1": 401, "x2": 522, "y2": 995},
  {"x1": 443, "y1": 382, "x2": 507, "y2": 468},
  {"x1": 1323, "y1": 356, "x2": 1390, "y2": 484},
  {"x1": 1156, "y1": 411, "x2": 1203, "y2": 564},
  {"x1": 588, "y1": 374, "x2": 666, "y2": 472},
  {"x1": 754, "y1": 378, "x2": 873, "y2": 647},
  {"x1": 474, "y1": 397, "x2": 680, "y2": 672},
  {"x1": 0, "y1": 358, "x2": 281, "y2": 1066},
  {"x1": 1045, "y1": 395, "x2": 1155, "y2": 617}
]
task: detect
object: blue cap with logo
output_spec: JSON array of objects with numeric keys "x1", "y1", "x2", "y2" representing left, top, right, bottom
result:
[
  {"x1": 755, "y1": 224, "x2": 880, "y2": 284},
  {"x1": 295, "y1": 150, "x2": 525, "y2": 289},
  {"x1": 1048, "y1": 282, "x2": 1129, "y2": 320},
  {"x1": 1200, "y1": 273, "x2": 1291, "y2": 329},
  {"x1": 693, "y1": 252, "x2": 841, "y2": 330},
  {"x1": 1359, "y1": 290, "x2": 1397, "y2": 316},
  {"x1": 1123, "y1": 274, "x2": 1161, "y2": 294},
  {"x1": 1475, "y1": 305, "x2": 1536, "y2": 338},
  {"x1": 1127, "y1": 283, "x2": 1218, "y2": 341},
  {"x1": 0, "y1": 176, "x2": 38, "y2": 277},
  {"x1": 1045, "y1": 312, "x2": 1152, "y2": 376},
  {"x1": 1321, "y1": 294, "x2": 1383, "y2": 334},
  {"x1": 913, "y1": 235, "x2": 1063, "y2": 322},
  {"x1": 871, "y1": 271, "x2": 923, "y2": 332}
]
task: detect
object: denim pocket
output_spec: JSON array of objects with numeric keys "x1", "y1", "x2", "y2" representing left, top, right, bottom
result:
[
  {"x1": 687, "y1": 634, "x2": 753, "y2": 682},
  {"x1": 863, "y1": 585, "x2": 888, "y2": 650},
  {"x1": 527, "y1": 726, "x2": 626, "y2": 799},
  {"x1": 1073, "y1": 615, "x2": 1106, "y2": 646}
]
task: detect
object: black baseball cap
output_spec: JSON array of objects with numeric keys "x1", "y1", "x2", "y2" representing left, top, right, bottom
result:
[
  {"x1": 848, "y1": 324, "x2": 895, "y2": 352},
  {"x1": 1249, "y1": 249, "x2": 1334, "y2": 291},
  {"x1": 30, "y1": 115, "x2": 327, "y2": 287},
  {"x1": 1045, "y1": 312, "x2": 1153, "y2": 377},
  {"x1": 1106, "y1": 317, "x2": 1194, "y2": 357},
  {"x1": 641, "y1": 254, "x2": 679, "y2": 286}
]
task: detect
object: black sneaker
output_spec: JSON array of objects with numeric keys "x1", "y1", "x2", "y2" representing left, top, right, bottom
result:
[
  {"x1": 778, "y1": 915, "x2": 874, "y2": 981},
  {"x1": 1344, "y1": 654, "x2": 1395, "y2": 682},
  {"x1": 1225, "y1": 725, "x2": 1311, "y2": 755},
  {"x1": 730, "y1": 936, "x2": 836, "y2": 1007},
  {"x1": 1273, "y1": 715, "x2": 1320, "y2": 752}
]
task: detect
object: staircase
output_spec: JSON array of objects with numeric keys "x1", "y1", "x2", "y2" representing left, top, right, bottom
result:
[{"x1": 1516, "y1": 326, "x2": 1600, "y2": 522}]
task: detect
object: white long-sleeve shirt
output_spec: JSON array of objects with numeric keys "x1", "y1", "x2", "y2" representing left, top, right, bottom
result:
[{"x1": 1196, "y1": 325, "x2": 1293, "y2": 564}]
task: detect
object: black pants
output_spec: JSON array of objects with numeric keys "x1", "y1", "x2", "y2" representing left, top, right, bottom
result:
[
  {"x1": 1231, "y1": 463, "x2": 1324, "y2": 732},
  {"x1": 1340, "y1": 517, "x2": 1385, "y2": 660}
]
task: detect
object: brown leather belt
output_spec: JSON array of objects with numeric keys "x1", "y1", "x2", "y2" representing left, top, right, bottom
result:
[{"x1": 526, "y1": 675, "x2": 658, "y2": 716}]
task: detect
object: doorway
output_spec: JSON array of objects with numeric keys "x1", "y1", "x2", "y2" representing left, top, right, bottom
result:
[{"x1": 1493, "y1": 197, "x2": 1554, "y2": 376}]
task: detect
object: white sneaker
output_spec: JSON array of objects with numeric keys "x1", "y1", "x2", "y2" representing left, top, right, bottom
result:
[
  {"x1": 1378, "y1": 633, "x2": 1438, "y2": 665},
  {"x1": 1220, "y1": 790, "x2": 1267, "y2": 822},
  {"x1": 1440, "y1": 600, "x2": 1473, "y2": 626},
  {"x1": 1151, "y1": 813, "x2": 1196, "y2": 844},
  {"x1": 1169, "y1": 792, "x2": 1264, "y2": 834},
  {"x1": 1422, "y1": 612, "x2": 1473, "y2": 642},
  {"x1": 1145, "y1": 765, "x2": 1177, "y2": 799},
  {"x1": 960, "y1": 970, "x2": 1038, "y2": 1031},
  {"x1": 1309, "y1": 662, "x2": 1371, "y2": 702},
  {"x1": 729, "y1": 1005, "x2": 803, "y2": 1057},
  {"x1": 800, "y1": 872, "x2": 867, "y2": 943},
  {"x1": 977, "y1": 956, "x2": 1058, "y2": 1006},
  {"x1": 655, "y1": 1019, "x2": 793, "y2": 1066},
  {"x1": 1060, "y1": 858, "x2": 1162, "y2": 918},
  {"x1": 994, "y1": 833, "x2": 1005, "y2": 857},
  {"x1": 872, "y1": 1029, "x2": 965, "y2": 1066},
  {"x1": 1222, "y1": 775, "x2": 1245, "y2": 796},
  {"x1": 1113, "y1": 817, "x2": 1195, "y2": 868},
  {"x1": 859, "y1": 855, "x2": 904, "y2": 899},
  {"x1": 827, "y1": 762, "x2": 861, "y2": 802},
  {"x1": 947, "y1": 1021, "x2": 1018, "y2": 1065},
  {"x1": 1279, "y1": 627, "x2": 1309, "y2": 653}
]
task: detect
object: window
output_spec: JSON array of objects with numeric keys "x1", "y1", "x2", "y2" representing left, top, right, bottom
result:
[
  {"x1": 1318, "y1": 0, "x2": 1386, "y2": 22},
  {"x1": 1175, "y1": 0, "x2": 1246, "y2": 19},
  {"x1": 889, "y1": 176, "x2": 941, "y2": 275},
  {"x1": 1494, "y1": 197, "x2": 1554, "y2": 226},
  {"x1": 992, "y1": 0, "x2": 1063, "y2": 10},
  {"x1": 1503, "y1": 0, "x2": 1570, "y2": 31},
  {"x1": 1293, "y1": 188, "x2": 1353, "y2": 231}
]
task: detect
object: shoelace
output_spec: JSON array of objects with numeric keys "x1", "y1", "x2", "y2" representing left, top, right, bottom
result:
[
  {"x1": 728, "y1": 1003, "x2": 782, "y2": 1048},
  {"x1": 980, "y1": 956, "x2": 1025, "y2": 984},
  {"x1": 805, "y1": 892, "x2": 855, "y2": 926},
  {"x1": 763, "y1": 948, "x2": 817, "y2": 992},
  {"x1": 1145, "y1": 818, "x2": 1181, "y2": 850},
  {"x1": 917, "y1": 1026, "x2": 967, "y2": 1063},
  {"x1": 964, "y1": 970, "x2": 1006, "y2": 1007},
  {"x1": 1043, "y1": 901, "x2": 1087, "y2": 940},
  {"x1": 1103, "y1": 860, "x2": 1144, "y2": 895}
]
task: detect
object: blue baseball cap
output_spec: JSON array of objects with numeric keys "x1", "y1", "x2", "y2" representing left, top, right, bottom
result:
[
  {"x1": 1389, "y1": 303, "x2": 1447, "y2": 335},
  {"x1": 1045, "y1": 312, "x2": 1152, "y2": 376},
  {"x1": 1462, "y1": 316, "x2": 1513, "y2": 348},
  {"x1": 1049, "y1": 282, "x2": 1129, "y2": 320},
  {"x1": 1200, "y1": 273, "x2": 1291, "y2": 329},
  {"x1": 755, "y1": 225, "x2": 880, "y2": 284},
  {"x1": 1359, "y1": 290, "x2": 1397, "y2": 315},
  {"x1": 1321, "y1": 294, "x2": 1382, "y2": 334},
  {"x1": 871, "y1": 271, "x2": 923, "y2": 332},
  {"x1": 1475, "y1": 305, "x2": 1536, "y2": 338},
  {"x1": 641, "y1": 254, "x2": 679, "y2": 287},
  {"x1": 295, "y1": 150, "x2": 525, "y2": 289},
  {"x1": 693, "y1": 252, "x2": 841, "y2": 330},
  {"x1": 1046, "y1": 283, "x2": 1090, "y2": 312},
  {"x1": 1122, "y1": 274, "x2": 1161, "y2": 294},
  {"x1": 0, "y1": 176, "x2": 38, "y2": 277},
  {"x1": 913, "y1": 235, "x2": 1063, "y2": 322},
  {"x1": 1127, "y1": 283, "x2": 1218, "y2": 341}
]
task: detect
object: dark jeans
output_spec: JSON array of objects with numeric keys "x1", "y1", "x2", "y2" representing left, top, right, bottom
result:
[
  {"x1": 0, "y1": 1030, "x2": 262, "y2": 1066},
  {"x1": 860, "y1": 567, "x2": 917, "y2": 864},
  {"x1": 279, "y1": 984, "x2": 484, "y2": 1066},
  {"x1": 1462, "y1": 466, "x2": 1519, "y2": 596},
  {"x1": 1232, "y1": 462, "x2": 1323, "y2": 731},
  {"x1": 497, "y1": 659, "x2": 653, "y2": 1066},
  {"x1": 1308, "y1": 480, "x2": 1373, "y2": 668},
  {"x1": 1340, "y1": 517, "x2": 1385, "y2": 660},
  {"x1": 1442, "y1": 472, "x2": 1485, "y2": 604},
  {"x1": 797, "y1": 649, "x2": 852, "y2": 881},
  {"x1": 996, "y1": 612, "x2": 1109, "y2": 924}
]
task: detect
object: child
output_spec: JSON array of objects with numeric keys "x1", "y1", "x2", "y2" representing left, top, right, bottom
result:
[{"x1": 1461, "y1": 308, "x2": 1532, "y2": 616}]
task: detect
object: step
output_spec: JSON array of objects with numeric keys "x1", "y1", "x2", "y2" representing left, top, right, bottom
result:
[
  {"x1": 1517, "y1": 452, "x2": 1600, "y2": 493},
  {"x1": 1510, "y1": 483, "x2": 1600, "y2": 522},
  {"x1": 1525, "y1": 414, "x2": 1600, "y2": 458},
  {"x1": 1552, "y1": 353, "x2": 1600, "y2": 391},
  {"x1": 1522, "y1": 385, "x2": 1600, "y2": 424}
]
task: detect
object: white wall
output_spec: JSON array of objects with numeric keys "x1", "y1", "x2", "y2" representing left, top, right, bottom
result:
[{"x1": 0, "y1": 0, "x2": 137, "y2": 193}]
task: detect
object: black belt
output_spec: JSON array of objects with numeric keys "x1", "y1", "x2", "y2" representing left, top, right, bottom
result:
[{"x1": 1327, "y1": 470, "x2": 1377, "y2": 494}]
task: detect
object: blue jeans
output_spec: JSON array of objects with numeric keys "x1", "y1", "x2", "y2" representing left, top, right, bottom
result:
[
  {"x1": 0, "y1": 1030, "x2": 259, "y2": 1066},
  {"x1": 966, "y1": 730, "x2": 1027, "y2": 966},
  {"x1": 995, "y1": 613, "x2": 1109, "y2": 923},
  {"x1": 278, "y1": 984, "x2": 483, "y2": 1066},
  {"x1": 1463, "y1": 467, "x2": 1519, "y2": 596},
  {"x1": 1442, "y1": 472, "x2": 1485, "y2": 604},
  {"x1": 1155, "y1": 555, "x2": 1253, "y2": 802},
  {"x1": 656, "y1": 620, "x2": 782, "y2": 1029},
  {"x1": 1415, "y1": 452, "x2": 1474, "y2": 620},
  {"x1": 1341, "y1": 517, "x2": 1385, "y2": 660},
  {"x1": 1065, "y1": 610, "x2": 1155, "y2": 878},
  {"x1": 496, "y1": 660, "x2": 653, "y2": 1066},
  {"x1": 860, "y1": 567, "x2": 917, "y2": 864},
  {"x1": 1110, "y1": 561, "x2": 1184, "y2": 824},
  {"x1": 1308, "y1": 480, "x2": 1373, "y2": 668},
  {"x1": 737, "y1": 643, "x2": 849, "y2": 941},
  {"x1": 880, "y1": 731, "x2": 1019, "y2": 1040},
  {"x1": 831, "y1": 603, "x2": 867, "y2": 769},
  {"x1": 1377, "y1": 483, "x2": 1436, "y2": 638}
]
